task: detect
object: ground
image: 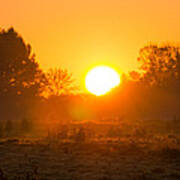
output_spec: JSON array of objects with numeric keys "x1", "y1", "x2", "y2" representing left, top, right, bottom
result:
[{"x1": 1, "y1": 135, "x2": 180, "y2": 180}]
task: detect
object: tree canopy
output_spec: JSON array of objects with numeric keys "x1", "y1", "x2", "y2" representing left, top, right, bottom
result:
[
  {"x1": 0, "y1": 28, "x2": 46, "y2": 98},
  {"x1": 137, "y1": 44, "x2": 180, "y2": 89},
  {"x1": 44, "y1": 68, "x2": 77, "y2": 97}
]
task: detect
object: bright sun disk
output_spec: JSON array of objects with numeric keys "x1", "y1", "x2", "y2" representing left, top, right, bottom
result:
[{"x1": 85, "y1": 66, "x2": 120, "y2": 96}]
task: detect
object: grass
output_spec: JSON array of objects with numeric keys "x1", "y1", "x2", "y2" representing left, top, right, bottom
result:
[{"x1": 1, "y1": 119, "x2": 180, "y2": 179}]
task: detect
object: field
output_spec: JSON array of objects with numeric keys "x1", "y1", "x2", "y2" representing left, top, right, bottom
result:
[{"x1": 1, "y1": 119, "x2": 180, "y2": 180}]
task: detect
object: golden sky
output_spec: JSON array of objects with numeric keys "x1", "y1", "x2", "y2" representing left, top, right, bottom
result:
[{"x1": 1, "y1": 0, "x2": 180, "y2": 89}]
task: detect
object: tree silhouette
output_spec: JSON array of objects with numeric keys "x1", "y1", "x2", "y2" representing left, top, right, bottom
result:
[
  {"x1": 137, "y1": 44, "x2": 180, "y2": 88},
  {"x1": 44, "y1": 68, "x2": 77, "y2": 97},
  {"x1": 0, "y1": 27, "x2": 46, "y2": 98}
]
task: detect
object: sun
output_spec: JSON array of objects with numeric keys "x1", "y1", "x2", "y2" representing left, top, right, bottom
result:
[{"x1": 85, "y1": 66, "x2": 120, "y2": 96}]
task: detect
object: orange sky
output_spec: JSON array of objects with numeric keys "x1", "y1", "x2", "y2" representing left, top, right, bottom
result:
[{"x1": 1, "y1": 0, "x2": 180, "y2": 90}]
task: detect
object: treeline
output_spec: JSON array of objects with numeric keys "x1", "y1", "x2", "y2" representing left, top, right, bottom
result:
[
  {"x1": 0, "y1": 28, "x2": 77, "y2": 137},
  {"x1": 104, "y1": 44, "x2": 180, "y2": 120},
  {"x1": 0, "y1": 27, "x2": 180, "y2": 137}
]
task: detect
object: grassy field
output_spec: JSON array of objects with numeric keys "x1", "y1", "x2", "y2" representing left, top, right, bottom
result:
[{"x1": 1, "y1": 119, "x2": 180, "y2": 180}]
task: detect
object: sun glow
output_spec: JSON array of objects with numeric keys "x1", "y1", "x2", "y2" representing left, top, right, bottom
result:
[{"x1": 85, "y1": 66, "x2": 120, "y2": 96}]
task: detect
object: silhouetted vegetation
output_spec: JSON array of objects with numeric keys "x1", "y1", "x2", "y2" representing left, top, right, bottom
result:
[
  {"x1": 1, "y1": 27, "x2": 180, "y2": 136},
  {"x1": 44, "y1": 68, "x2": 76, "y2": 97},
  {"x1": 0, "y1": 27, "x2": 47, "y2": 136},
  {"x1": 1, "y1": 27, "x2": 180, "y2": 179},
  {"x1": 0, "y1": 27, "x2": 46, "y2": 98},
  {"x1": 137, "y1": 45, "x2": 180, "y2": 89}
]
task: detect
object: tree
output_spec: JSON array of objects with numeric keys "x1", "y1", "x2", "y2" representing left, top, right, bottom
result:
[
  {"x1": 0, "y1": 27, "x2": 46, "y2": 98},
  {"x1": 137, "y1": 44, "x2": 180, "y2": 88},
  {"x1": 44, "y1": 68, "x2": 77, "y2": 97}
]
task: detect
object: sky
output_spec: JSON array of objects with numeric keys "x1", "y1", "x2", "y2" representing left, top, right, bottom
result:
[{"x1": 1, "y1": 0, "x2": 180, "y2": 90}]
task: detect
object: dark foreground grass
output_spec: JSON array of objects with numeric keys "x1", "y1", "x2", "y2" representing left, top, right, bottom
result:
[{"x1": 1, "y1": 135, "x2": 180, "y2": 180}]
